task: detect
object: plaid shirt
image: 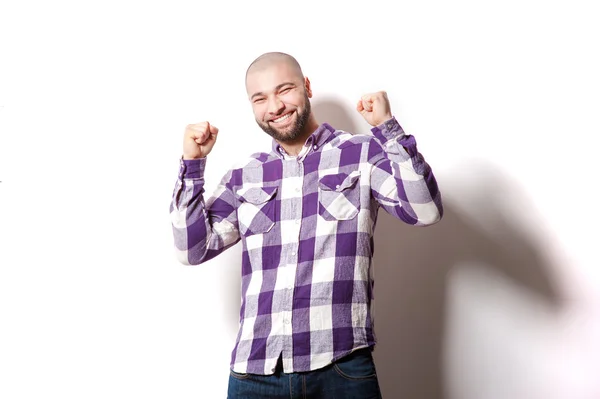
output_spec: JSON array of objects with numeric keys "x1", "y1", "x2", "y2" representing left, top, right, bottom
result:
[{"x1": 170, "y1": 117, "x2": 443, "y2": 374}]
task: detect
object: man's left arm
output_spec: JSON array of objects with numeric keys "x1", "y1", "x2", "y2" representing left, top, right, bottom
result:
[{"x1": 358, "y1": 91, "x2": 443, "y2": 226}]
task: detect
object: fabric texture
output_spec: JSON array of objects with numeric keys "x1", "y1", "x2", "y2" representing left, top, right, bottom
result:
[
  {"x1": 227, "y1": 347, "x2": 382, "y2": 399},
  {"x1": 170, "y1": 117, "x2": 442, "y2": 375}
]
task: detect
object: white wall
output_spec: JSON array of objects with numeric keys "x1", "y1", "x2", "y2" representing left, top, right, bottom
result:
[{"x1": 1, "y1": 1, "x2": 598, "y2": 398}]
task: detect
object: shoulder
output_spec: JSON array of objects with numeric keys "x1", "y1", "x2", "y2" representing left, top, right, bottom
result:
[
  {"x1": 222, "y1": 151, "x2": 279, "y2": 186},
  {"x1": 325, "y1": 129, "x2": 383, "y2": 151},
  {"x1": 228, "y1": 150, "x2": 277, "y2": 169}
]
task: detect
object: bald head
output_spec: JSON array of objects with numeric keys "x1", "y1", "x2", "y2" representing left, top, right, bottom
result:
[
  {"x1": 245, "y1": 52, "x2": 304, "y2": 84},
  {"x1": 244, "y1": 51, "x2": 318, "y2": 151}
]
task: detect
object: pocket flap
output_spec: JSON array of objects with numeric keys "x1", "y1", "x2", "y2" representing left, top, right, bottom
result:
[
  {"x1": 319, "y1": 171, "x2": 361, "y2": 192},
  {"x1": 238, "y1": 186, "x2": 278, "y2": 204}
]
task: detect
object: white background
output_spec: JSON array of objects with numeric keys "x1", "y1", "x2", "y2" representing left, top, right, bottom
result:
[{"x1": 1, "y1": 1, "x2": 598, "y2": 398}]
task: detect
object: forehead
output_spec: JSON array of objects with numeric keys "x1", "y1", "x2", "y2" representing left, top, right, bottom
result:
[{"x1": 246, "y1": 61, "x2": 302, "y2": 95}]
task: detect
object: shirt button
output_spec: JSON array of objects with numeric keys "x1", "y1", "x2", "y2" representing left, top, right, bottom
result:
[
  {"x1": 295, "y1": 219, "x2": 301, "y2": 225},
  {"x1": 284, "y1": 319, "x2": 290, "y2": 324},
  {"x1": 295, "y1": 187, "x2": 301, "y2": 192},
  {"x1": 336, "y1": 185, "x2": 340, "y2": 189},
  {"x1": 313, "y1": 145, "x2": 318, "y2": 150}
]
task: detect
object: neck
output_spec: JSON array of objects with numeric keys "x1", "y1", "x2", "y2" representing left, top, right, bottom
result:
[{"x1": 278, "y1": 115, "x2": 320, "y2": 156}]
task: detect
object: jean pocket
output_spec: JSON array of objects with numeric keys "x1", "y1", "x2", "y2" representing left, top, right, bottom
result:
[
  {"x1": 229, "y1": 368, "x2": 250, "y2": 380},
  {"x1": 332, "y1": 348, "x2": 377, "y2": 380},
  {"x1": 237, "y1": 186, "x2": 278, "y2": 236},
  {"x1": 318, "y1": 171, "x2": 361, "y2": 221}
]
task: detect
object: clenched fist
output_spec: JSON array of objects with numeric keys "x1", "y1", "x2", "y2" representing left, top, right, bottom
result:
[
  {"x1": 183, "y1": 121, "x2": 219, "y2": 160},
  {"x1": 356, "y1": 91, "x2": 393, "y2": 127}
]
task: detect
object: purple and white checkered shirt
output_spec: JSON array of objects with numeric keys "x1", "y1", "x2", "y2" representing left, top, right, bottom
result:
[{"x1": 170, "y1": 117, "x2": 442, "y2": 374}]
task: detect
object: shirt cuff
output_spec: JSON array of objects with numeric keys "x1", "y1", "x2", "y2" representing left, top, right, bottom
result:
[
  {"x1": 179, "y1": 157, "x2": 206, "y2": 179},
  {"x1": 371, "y1": 116, "x2": 405, "y2": 144}
]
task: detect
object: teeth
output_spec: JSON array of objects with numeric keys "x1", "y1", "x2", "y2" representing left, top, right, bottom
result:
[{"x1": 272, "y1": 112, "x2": 292, "y2": 123}]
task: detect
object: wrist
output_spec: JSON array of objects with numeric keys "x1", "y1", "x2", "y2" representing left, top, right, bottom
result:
[
  {"x1": 180, "y1": 156, "x2": 206, "y2": 179},
  {"x1": 371, "y1": 116, "x2": 404, "y2": 144},
  {"x1": 182, "y1": 154, "x2": 206, "y2": 160},
  {"x1": 376, "y1": 114, "x2": 393, "y2": 126}
]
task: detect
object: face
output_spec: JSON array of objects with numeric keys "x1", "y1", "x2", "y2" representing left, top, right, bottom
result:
[{"x1": 246, "y1": 62, "x2": 312, "y2": 143}]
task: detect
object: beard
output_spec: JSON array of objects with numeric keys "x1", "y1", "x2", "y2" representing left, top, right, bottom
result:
[{"x1": 256, "y1": 92, "x2": 312, "y2": 143}]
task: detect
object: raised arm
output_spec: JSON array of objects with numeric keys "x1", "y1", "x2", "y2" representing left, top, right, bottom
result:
[
  {"x1": 169, "y1": 122, "x2": 240, "y2": 265},
  {"x1": 358, "y1": 91, "x2": 443, "y2": 226}
]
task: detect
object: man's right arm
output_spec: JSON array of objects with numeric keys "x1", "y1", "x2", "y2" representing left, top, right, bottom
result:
[
  {"x1": 170, "y1": 157, "x2": 240, "y2": 265},
  {"x1": 169, "y1": 121, "x2": 240, "y2": 265}
]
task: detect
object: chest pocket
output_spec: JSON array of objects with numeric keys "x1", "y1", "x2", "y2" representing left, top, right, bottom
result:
[
  {"x1": 318, "y1": 171, "x2": 361, "y2": 221},
  {"x1": 237, "y1": 186, "x2": 278, "y2": 236}
]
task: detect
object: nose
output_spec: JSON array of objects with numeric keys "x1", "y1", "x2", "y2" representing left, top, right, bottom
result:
[{"x1": 267, "y1": 96, "x2": 285, "y2": 117}]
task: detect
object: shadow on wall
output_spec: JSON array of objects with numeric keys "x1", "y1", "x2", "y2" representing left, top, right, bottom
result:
[{"x1": 312, "y1": 98, "x2": 564, "y2": 399}]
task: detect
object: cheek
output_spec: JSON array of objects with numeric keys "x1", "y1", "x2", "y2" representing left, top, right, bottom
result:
[{"x1": 284, "y1": 94, "x2": 304, "y2": 110}]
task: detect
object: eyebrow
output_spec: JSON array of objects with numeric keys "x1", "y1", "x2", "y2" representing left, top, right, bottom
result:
[{"x1": 250, "y1": 82, "x2": 296, "y2": 100}]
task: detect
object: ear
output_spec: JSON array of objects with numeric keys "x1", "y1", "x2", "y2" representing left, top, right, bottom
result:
[{"x1": 304, "y1": 77, "x2": 313, "y2": 98}]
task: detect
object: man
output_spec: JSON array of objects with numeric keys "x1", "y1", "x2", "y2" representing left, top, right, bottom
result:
[{"x1": 170, "y1": 52, "x2": 443, "y2": 398}]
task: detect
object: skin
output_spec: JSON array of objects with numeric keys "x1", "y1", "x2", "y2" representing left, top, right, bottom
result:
[
  {"x1": 245, "y1": 53, "x2": 319, "y2": 155},
  {"x1": 182, "y1": 53, "x2": 393, "y2": 160}
]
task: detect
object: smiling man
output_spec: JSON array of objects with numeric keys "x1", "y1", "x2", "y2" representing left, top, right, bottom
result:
[
  {"x1": 170, "y1": 52, "x2": 443, "y2": 398},
  {"x1": 247, "y1": 53, "x2": 317, "y2": 147}
]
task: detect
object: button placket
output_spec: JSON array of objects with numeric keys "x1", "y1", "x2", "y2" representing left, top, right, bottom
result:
[{"x1": 289, "y1": 162, "x2": 303, "y2": 319}]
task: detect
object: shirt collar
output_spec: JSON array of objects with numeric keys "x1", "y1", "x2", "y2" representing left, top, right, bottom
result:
[{"x1": 271, "y1": 123, "x2": 336, "y2": 159}]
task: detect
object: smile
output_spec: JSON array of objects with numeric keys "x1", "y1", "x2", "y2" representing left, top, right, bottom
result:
[{"x1": 270, "y1": 111, "x2": 294, "y2": 124}]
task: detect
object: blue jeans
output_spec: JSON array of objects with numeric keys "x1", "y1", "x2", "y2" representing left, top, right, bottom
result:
[{"x1": 227, "y1": 348, "x2": 382, "y2": 399}]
